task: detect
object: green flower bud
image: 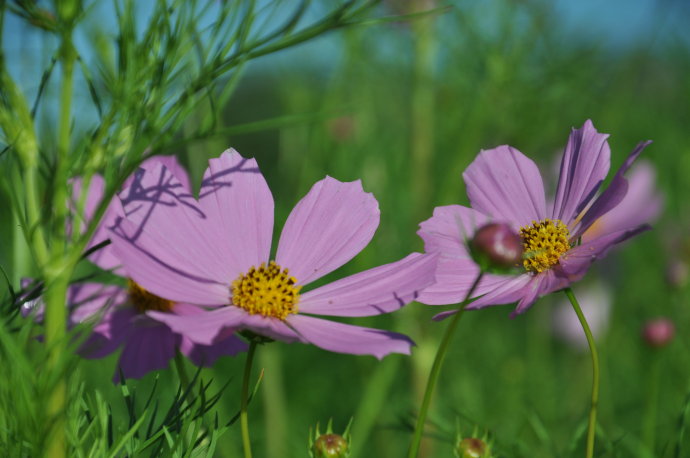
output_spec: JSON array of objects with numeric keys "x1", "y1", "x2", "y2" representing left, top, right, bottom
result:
[
  {"x1": 457, "y1": 437, "x2": 488, "y2": 458},
  {"x1": 313, "y1": 434, "x2": 349, "y2": 458},
  {"x1": 309, "y1": 419, "x2": 351, "y2": 458}
]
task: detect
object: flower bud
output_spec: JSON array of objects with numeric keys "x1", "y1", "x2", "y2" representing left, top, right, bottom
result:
[
  {"x1": 643, "y1": 318, "x2": 675, "y2": 348},
  {"x1": 470, "y1": 223, "x2": 523, "y2": 270},
  {"x1": 313, "y1": 434, "x2": 349, "y2": 458},
  {"x1": 456, "y1": 437, "x2": 490, "y2": 458},
  {"x1": 309, "y1": 419, "x2": 351, "y2": 458}
]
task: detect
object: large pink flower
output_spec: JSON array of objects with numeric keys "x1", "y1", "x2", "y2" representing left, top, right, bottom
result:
[
  {"x1": 418, "y1": 120, "x2": 651, "y2": 317},
  {"x1": 26, "y1": 156, "x2": 249, "y2": 381},
  {"x1": 109, "y1": 150, "x2": 437, "y2": 358}
]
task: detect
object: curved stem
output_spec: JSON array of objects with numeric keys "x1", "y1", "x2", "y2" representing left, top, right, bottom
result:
[
  {"x1": 241, "y1": 341, "x2": 258, "y2": 458},
  {"x1": 407, "y1": 272, "x2": 484, "y2": 458},
  {"x1": 565, "y1": 287, "x2": 600, "y2": 458}
]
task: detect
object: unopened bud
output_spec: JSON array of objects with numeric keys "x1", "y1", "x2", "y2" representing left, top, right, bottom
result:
[
  {"x1": 309, "y1": 419, "x2": 351, "y2": 458},
  {"x1": 313, "y1": 434, "x2": 349, "y2": 458},
  {"x1": 456, "y1": 437, "x2": 489, "y2": 458},
  {"x1": 643, "y1": 318, "x2": 675, "y2": 348},
  {"x1": 471, "y1": 223, "x2": 523, "y2": 270}
]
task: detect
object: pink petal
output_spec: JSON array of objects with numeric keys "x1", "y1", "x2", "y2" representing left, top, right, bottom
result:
[
  {"x1": 110, "y1": 217, "x2": 231, "y2": 305},
  {"x1": 434, "y1": 274, "x2": 533, "y2": 320},
  {"x1": 123, "y1": 155, "x2": 192, "y2": 192},
  {"x1": 149, "y1": 306, "x2": 302, "y2": 345},
  {"x1": 286, "y1": 314, "x2": 414, "y2": 358},
  {"x1": 148, "y1": 306, "x2": 246, "y2": 346},
  {"x1": 179, "y1": 334, "x2": 248, "y2": 366},
  {"x1": 299, "y1": 252, "x2": 437, "y2": 317},
  {"x1": 560, "y1": 225, "x2": 651, "y2": 278},
  {"x1": 552, "y1": 120, "x2": 611, "y2": 224},
  {"x1": 70, "y1": 175, "x2": 126, "y2": 274},
  {"x1": 198, "y1": 149, "x2": 273, "y2": 274},
  {"x1": 69, "y1": 283, "x2": 128, "y2": 325},
  {"x1": 582, "y1": 161, "x2": 662, "y2": 242},
  {"x1": 463, "y1": 146, "x2": 546, "y2": 227},
  {"x1": 417, "y1": 257, "x2": 513, "y2": 305},
  {"x1": 276, "y1": 176, "x2": 379, "y2": 285},
  {"x1": 418, "y1": 205, "x2": 491, "y2": 255},
  {"x1": 510, "y1": 269, "x2": 570, "y2": 316},
  {"x1": 575, "y1": 141, "x2": 652, "y2": 238}
]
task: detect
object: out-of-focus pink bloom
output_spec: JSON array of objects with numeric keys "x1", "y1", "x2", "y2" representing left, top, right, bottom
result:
[
  {"x1": 552, "y1": 282, "x2": 611, "y2": 350},
  {"x1": 643, "y1": 318, "x2": 675, "y2": 348}
]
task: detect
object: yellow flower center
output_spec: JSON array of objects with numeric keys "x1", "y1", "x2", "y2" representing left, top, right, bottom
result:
[
  {"x1": 231, "y1": 261, "x2": 301, "y2": 320},
  {"x1": 127, "y1": 279, "x2": 174, "y2": 313},
  {"x1": 519, "y1": 219, "x2": 571, "y2": 273}
]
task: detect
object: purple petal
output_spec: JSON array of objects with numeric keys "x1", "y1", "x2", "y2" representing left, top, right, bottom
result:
[
  {"x1": 198, "y1": 149, "x2": 273, "y2": 274},
  {"x1": 574, "y1": 141, "x2": 651, "y2": 238},
  {"x1": 560, "y1": 225, "x2": 651, "y2": 278},
  {"x1": 552, "y1": 120, "x2": 611, "y2": 224},
  {"x1": 286, "y1": 314, "x2": 414, "y2": 358},
  {"x1": 417, "y1": 257, "x2": 514, "y2": 305},
  {"x1": 123, "y1": 155, "x2": 192, "y2": 192},
  {"x1": 80, "y1": 306, "x2": 137, "y2": 359},
  {"x1": 115, "y1": 319, "x2": 178, "y2": 381},
  {"x1": 510, "y1": 269, "x2": 570, "y2": 316},
  {"x1": 582, "y1": 161, "x2": 662, "y2": 242},
  {"x1": 276, "y1": 176, "x2": 379, "y2": 285},
  {"x1": 70, "y1": 175, "x2": 126, "y2": 274},
  {"x1": 109, "y1": 210, "x2": 232, "y2": 306},
  {"x1": 179, "y1": 334, "x2": 248, "y2": 367},
  {"x1": 433, "y1": 274, "x2": 533, "y2": 320},
  {"x1": 418, "y1": 205, "x2": 491, "y2": 255},
  {"x1": 148, "y1": 306, "x2": 246, "y2": 345},
  {"x1": 463, "y1": 146, "x2": 547, "y2": 227},
  {"x1": 69, "y1": 283, "x2": 128, "y2": 325},
  {"x1": 299, "y1": 253, "x2": 437, "y2": 317}
]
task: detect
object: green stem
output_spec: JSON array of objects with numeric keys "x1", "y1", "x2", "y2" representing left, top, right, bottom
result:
[
  {"x1": 174, "y1": 352, "x2": 191, "y2": 391},
  {"x1": 43, "y1": 28, "x2": 76, "y2": 458},
  {"x1": 407, "y1": 272, "x2": 484, "y2": 458},
  {"x1": 42, "y1": 271, "x2": 70, "y2": 458},
  {"x1": 241, "y1": 341, "x2": 258, "y2": 458},
  {"x1": 564, "y1": 287, "x2": 600, "y2": 458},
  {"x1": 642, "y1": 352, "x2": 661, "y2": 454}
]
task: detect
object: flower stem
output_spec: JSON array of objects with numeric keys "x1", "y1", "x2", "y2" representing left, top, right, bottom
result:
[
  {"x1": 174, "y1": 352, "x2": 190, "y2": 391},
  {"x1": 564, "y1": 287, "x2": 600, "y2": 458},
  {"x1": 407, "y1": 272, "x2": 484, "y2": 458},
  {"x1": 241, "y1": 340, "x2": 258, "y2": 458}
]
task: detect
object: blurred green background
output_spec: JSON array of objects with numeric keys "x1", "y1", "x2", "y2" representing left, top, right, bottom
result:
[{"x1": 2, "y1": 0, "x2": 690, "y2": 456}]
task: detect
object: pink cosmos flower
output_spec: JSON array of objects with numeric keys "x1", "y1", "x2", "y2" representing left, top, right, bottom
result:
[
  {"x1": 417, "y1": 120, "x2": 651, "y2": 318},
  {"x1": 108, "y1": 149, "x2": 438, "y2": 357},
  {"x1": 25, "y1": 156, "x2": 248, "y2": 381}
]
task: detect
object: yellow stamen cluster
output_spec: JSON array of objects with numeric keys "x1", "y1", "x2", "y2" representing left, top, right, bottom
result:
[
  {"x1": 519, "y1": 219, "x2": 571, "y2": 273},
  {"x1": 128, "y1": 279, "x2": 174, "y2": 313},
  {"x1": 231, "y1": 261, "x2": 301, "y2": 320}
]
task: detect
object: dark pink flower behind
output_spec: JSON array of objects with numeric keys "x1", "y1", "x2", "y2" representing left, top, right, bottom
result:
[
  {"x1": 418, "y1": 120, "x2": 652, "y2": 318},
  {"x1": 34, "y1": 156, "x2": 248, "y2": 381},
  {"x1": 109, "y1": 149, "x2": 438, "y2": 358}
]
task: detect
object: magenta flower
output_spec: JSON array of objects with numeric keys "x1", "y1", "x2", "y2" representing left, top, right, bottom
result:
[
  {"x1": 109, "y1": 149, "x2": 438, "y2": 357},
  {"x1": 418, "y1": 120, "x2": 651, "y2": 317},
  {"x1": 26, "y1": 156, "x2": 248, "y2": 381}
]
